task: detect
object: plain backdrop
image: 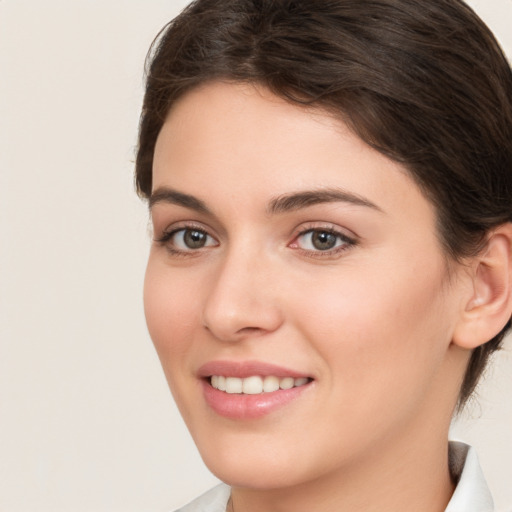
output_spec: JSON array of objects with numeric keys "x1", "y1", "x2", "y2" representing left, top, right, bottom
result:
[{"x1": 0, "y1": 1, "x2": 511, "y2": 511}]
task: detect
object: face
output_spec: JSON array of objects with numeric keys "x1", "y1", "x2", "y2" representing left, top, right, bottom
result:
[{"x1": 145, "y1": 82, "x2": 467, "y2": 490}]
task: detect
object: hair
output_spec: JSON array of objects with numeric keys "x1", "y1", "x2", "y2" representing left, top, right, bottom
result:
[{"x1": 135, "y1": 0, "x2": 512, "y2": 409}]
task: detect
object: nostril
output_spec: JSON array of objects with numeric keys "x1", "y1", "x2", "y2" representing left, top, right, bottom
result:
[
  {"x1": 203, "y1": 324, "x2": 266, "y2": 342},
  {"x1": 238, "y1": 326, "x2": 262, "y2": 334}
]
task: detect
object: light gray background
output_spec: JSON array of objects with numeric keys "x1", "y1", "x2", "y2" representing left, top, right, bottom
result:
[{"x1": 0, "y1": 1, "x2": 511, "y2": 510}]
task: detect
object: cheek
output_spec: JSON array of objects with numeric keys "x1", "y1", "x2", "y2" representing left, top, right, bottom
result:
[
  {"x1": 143, "y1": 256, "x2": 209, "y2": 426},
  {"x1": 292, "y1": 257, "x2": 453, "y2": 406},
  {"x1": 143, "y1": 256, "x2": 198, "y2": 364}
]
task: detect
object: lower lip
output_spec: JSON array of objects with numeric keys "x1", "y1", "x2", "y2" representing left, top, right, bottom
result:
[{"x1": 202, "y1": 380, "x2": 312, "y2": 420}]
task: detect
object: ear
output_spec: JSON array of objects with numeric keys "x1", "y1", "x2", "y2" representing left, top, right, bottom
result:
[{"x1": 453, "y1": 223, "x2": 512, "y2": 350}]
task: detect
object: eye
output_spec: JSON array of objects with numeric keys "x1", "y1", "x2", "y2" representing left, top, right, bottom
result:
[
  {"x1": 292, "y1": 228, "x2": 355, "y2": 254},
  {"x1": 157, "y1": 227, "x2": 218, "y2": 252}
]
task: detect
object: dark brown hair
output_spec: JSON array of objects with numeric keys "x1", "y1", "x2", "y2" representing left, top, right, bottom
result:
[{"x1": 136, "y1": 0, "x2": 512, "y2": 408}]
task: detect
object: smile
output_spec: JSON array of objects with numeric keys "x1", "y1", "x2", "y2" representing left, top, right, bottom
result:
[
  {"x1": 199, "y1": 361, "x2": 314, "y2": 419},
  {"x1": 210, "y1": 375, "x2": 311, "y2": 394}
]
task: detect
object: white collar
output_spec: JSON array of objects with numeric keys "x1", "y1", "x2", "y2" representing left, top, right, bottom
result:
[{"x1": 445, "y1": 441, "x2": 494, "y2": 511}]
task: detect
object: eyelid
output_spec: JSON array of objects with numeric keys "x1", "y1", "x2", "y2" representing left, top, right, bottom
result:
[
  {"x1": 154, "y1": 220, "x2": 215, "y2": 239},
  {"x1": 290, "y1": 222, "x2": 357, "y2": 241}
]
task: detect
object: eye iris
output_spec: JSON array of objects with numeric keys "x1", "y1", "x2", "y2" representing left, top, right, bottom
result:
[
  {"x1": 184, "y1": 229, "x2": 207, "y2": 249},
  {"x1": 312, "y1": 231, "x2": 337, "y2": 250}
]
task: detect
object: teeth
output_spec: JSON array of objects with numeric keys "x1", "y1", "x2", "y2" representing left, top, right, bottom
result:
[
  {"x1": 217, "y1": 375, "x2": 226, "y2": 391},
  {"x1": 210, "y1": 375, "x2": 310, "y2": 394},
  {"x1": 279, "y1": 377, "x2": 294, "y2": 390},
  {"x1": 225, "y1": 377, "x2": 243, "y2": 394},
  {"x1": 263, "y1": 375, "x2": 280, "y2": 392},
  {"x1": 242, "y1": 376, "x2": 263, "y2": 394}
]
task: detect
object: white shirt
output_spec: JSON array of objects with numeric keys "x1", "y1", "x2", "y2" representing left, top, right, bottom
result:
[{"x1": 174, "y1": 442, "x2": 494, "y2": 512}]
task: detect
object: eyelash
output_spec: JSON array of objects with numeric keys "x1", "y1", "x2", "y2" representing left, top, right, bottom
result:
[
  {"x1": 154, "y1": 224, "x2": 357, "y2": 258},
  {"x1": 155, "y1": 225, "x2": 217, "y2": 257},
  {"x1": 290, "y1": 227, "x2": 357, "y2": 259}
]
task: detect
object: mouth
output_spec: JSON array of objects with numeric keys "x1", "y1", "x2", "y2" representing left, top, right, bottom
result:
[
  {"x1": 198, "y1": 361, "x2": 314, "y2": 419},
  {"x1": 209, "y1": 375, "x2": 312, "y2": 394}
]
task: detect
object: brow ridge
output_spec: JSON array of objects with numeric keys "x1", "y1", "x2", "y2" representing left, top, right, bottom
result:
[
  {"x1": 268, "y1": 188, "x2": 382, "y2": 214},
  {"x1": 149, "y1": 186, "x2": 381, "y2": 216},
  {"x1": 149, "y1": 187, "x2": 210, "y2": 214}
]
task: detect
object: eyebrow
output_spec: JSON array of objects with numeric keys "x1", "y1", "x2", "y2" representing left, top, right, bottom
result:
[
  {"x1": 148, "y1": 186, "x2": 382, "y2": 215},
  {"x1": 268, "y1": 188, "x2": 382, "y2": 214},
  {"x1": 149, "y1": 187, "x2": 211, "y2": 214}
]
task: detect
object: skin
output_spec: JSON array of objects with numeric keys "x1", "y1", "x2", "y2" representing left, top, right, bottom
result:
[{"x1": 144, "y1": 81, "x2": 478, "y2": 512}]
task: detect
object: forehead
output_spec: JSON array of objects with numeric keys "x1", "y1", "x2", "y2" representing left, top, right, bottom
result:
[{"x1": 152, "y1": 81, "x2": 434, "y2": 227}]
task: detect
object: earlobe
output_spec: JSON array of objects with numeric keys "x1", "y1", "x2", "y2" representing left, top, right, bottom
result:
[{"x1": 453, "y1": 223, "x2": 512, "y2": 350}]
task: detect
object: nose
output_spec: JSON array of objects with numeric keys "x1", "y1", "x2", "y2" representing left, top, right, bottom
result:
[{"x1": 202, "y1": 247, "x2": 283, "y2": 342}]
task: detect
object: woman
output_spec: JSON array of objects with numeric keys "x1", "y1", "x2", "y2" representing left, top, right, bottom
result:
[{"x1": 136, "y1": 0, "x2": 512, "y2": 510}]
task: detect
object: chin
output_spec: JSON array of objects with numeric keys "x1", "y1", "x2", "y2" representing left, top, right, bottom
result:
[
  {"x1": 204, "y1": 456, "x2": 307, "y2": 490},
  {"x1": 194, "y1": 432, "x2": 325, "y2": 490}
]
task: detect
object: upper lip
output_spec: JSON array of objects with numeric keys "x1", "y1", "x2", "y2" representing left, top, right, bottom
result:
[{"x1": 197, "y1": 360, "x2": 312, "y2": 379}]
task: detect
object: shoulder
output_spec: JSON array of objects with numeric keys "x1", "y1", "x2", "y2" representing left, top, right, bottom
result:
[{"x1": 173, "y1": 484, "x2": 231, "y2": 512}]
